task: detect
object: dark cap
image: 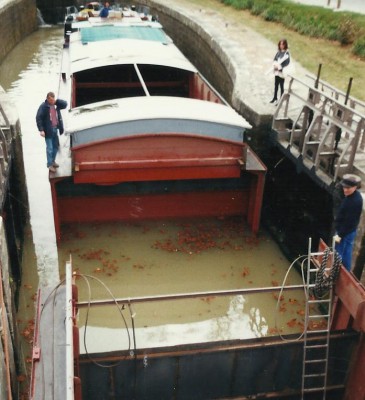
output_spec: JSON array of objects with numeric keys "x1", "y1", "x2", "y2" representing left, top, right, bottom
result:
[{"x1": 340, "y1": 174, "x2": 361, "y2": 188}]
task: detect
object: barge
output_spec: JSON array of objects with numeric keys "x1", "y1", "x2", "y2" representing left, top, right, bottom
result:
[
  {"x1": 29, "y1": 5, "x2": 365, "y2": 400},
  {"x1": 50, "y1": 6, "x2": 265, "y2": 241}
]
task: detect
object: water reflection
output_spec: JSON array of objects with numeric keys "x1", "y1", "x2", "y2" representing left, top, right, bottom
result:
[
  {"x1": 79, "y1": 295, "x2": 270, "y2": 353},
  {"x1": 248, "y1": 306, "x2": 268, "y2": 337}
]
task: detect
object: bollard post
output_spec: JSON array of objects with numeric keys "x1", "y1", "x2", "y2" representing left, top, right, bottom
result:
[
  {"x1": 344, "y1": 77, "x2": 353, "y2": 106},
  {"x1": 315, "y1": 64, "x2": 322, "y2": 89}
]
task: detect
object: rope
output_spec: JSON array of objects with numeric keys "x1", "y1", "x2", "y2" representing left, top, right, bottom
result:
[
  {"x1": 314, "y1": 247, "x2": 342, "y2": 298},
  {"x1": 274, "y1": 255, "x2": 308, "y2": 342},
  {"x1": 76, "y1": 273, "x2": 131, "y2": 368},
  {"x1": 274, "y1": 247, "x2": 341, "y2": 341}
]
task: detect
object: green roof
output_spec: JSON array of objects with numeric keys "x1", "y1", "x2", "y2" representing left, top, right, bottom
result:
[{"x1": 80, "y1": 25, "x2": 167, "y2": 43}]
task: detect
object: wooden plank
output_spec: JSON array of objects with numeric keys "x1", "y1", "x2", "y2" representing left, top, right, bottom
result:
[{"x1": 30, "y1": 287, "x2": 68, "y2": 399}]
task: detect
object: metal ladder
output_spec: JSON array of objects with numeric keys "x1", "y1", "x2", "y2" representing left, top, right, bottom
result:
[{"x1": 301, "y1": 239, "x2": 334, "y2": 400}]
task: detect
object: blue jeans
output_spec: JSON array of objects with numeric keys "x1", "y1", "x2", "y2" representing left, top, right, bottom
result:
[
  {"x1": 45, "y1": 128, "x2": 59, "y2": 167},
  {"x1": 335, "y1": 230, "x2": 356, "y2": 271}
]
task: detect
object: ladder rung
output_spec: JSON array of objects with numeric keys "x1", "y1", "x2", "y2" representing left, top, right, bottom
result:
[
  {"x1": 319, "y1": 151, "x2": 338, "y2": 156},
  {"x1": 308, "y1": 314, "x2": 330, "y2": 318},
  {"x1": 309, "y1": 267, "x2": 333, "y2": 272},
  {"x1": 304, "y1": 344, "x2": 328, "y2": 349},
  {"x1": 303, "y1": 387, "x2": 326, "y2": 392},
  {"x1": 305, "y1": 359, "x2": 326, "y2": 363},
  {"x1": 304, "y1": 373, "x2": 326, "y2": 378},
  {"x1": 303, "y1": 244, "x2": 333, "y2": 392},
  {"x1": 308, "y1": 299, "x2": 330, "y2": 304}
]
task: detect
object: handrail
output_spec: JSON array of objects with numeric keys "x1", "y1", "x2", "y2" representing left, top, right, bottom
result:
[
  {"x1": 272, "y1": 75, "x2": 365, "y2": 184},
  {"x1": 287, "y1": 76, "x2": 365, "y2": 120},
  {"x1": 305, "y1": 73, "x2": 365, "y2": 112}
]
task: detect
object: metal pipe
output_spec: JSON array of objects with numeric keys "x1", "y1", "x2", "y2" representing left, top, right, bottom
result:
[
  {"x1": 77, "y1": 283, "x2": 311, "y2": 308},
  {"x1": 134, "y1": 63, "x2": 150, "y2": 96}
]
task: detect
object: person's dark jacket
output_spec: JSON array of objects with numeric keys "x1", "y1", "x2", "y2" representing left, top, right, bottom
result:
[
  {"x1": 99, "y1": 6, "x2": 109, "y2": 18},
  {"x1": 36, "y1": 99, "x2": 67, "y2": 138},
  {"x1": 335, "y1": 190, "x2": 363, "y2": 238}
]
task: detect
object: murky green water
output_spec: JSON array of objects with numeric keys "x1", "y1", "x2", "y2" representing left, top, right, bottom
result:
[{"x1": 57, "y1": 218, "x2": 310, "y2": 352}]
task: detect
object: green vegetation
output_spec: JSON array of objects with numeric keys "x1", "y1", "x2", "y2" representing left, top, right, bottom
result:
[{"x1": 220, "y1": 0, "x2": 365, "y2": 58}]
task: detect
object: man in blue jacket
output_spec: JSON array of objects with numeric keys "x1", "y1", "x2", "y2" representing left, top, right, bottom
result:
[
  {"x1": 334, "y1": 174, "x2": 363, "y2": 271},
  {"x1": 99, "y1": 2, "x2": 110, "y2": 18},
  {"x1": 36, "y1": 92, "x2": 67, "y2": 173}
]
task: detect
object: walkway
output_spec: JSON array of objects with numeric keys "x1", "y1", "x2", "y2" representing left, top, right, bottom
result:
[{"x1": 290, "y1": 0, "x2": 365, "y2": 14}]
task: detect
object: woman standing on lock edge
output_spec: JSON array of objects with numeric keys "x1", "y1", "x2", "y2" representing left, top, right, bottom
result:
[{"x1": 270, "y1": 39, "x2": 290, "y2": 106}]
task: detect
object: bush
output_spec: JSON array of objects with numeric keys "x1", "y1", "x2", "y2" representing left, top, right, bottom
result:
[
  {"x1": 221, "y1": 0, "x2": 254, "y2": 10},
  {"x1": 262, "y1": 5, "x2": 284, "y2": 22},
  {"x1": 336, "y1": 17, "x2": 360, "y2": 45},
  {"x1": 353, "y1": 35, "x2": 365, "y2": 58}
]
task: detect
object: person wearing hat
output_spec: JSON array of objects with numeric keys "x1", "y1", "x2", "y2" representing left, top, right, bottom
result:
[{"x1": 334, "y1": 174, "x2": 363, "y2": 271}]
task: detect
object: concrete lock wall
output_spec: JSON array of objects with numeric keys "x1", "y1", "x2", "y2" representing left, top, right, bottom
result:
[
  {"x1": 0, "y1": 92, "x2": 26, "y2": 398},
  {"x1": 0, "y1": 1, "x2": 36, "y2": 397},
  {"x1": 0, "y1": 0, "x2": 38, "y2": 65}
]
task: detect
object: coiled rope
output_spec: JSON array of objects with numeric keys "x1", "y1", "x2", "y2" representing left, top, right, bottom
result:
[
  {"x1": 314, "y1": 247, "x2": 342, "y2": 298},
  {"x1": 274, "y1": 247, "x2": 342, "y2": 341}
]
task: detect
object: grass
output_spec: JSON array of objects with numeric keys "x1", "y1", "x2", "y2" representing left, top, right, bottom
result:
[{"x1": 173, "y1": 0, "x2": 365, "y2": 101}]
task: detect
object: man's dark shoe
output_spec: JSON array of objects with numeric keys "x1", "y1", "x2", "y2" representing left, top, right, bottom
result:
[
  {"x1": 49, "y1": 166, "x2": 57, "y2": 173},
  {"x1": 53, "y1": 162, "x2": 59, "y2": 168}
]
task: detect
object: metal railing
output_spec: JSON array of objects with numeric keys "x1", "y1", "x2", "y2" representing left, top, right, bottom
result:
[{"x1": 272, "y1": 74, "x2": 365, "y2": 184}]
